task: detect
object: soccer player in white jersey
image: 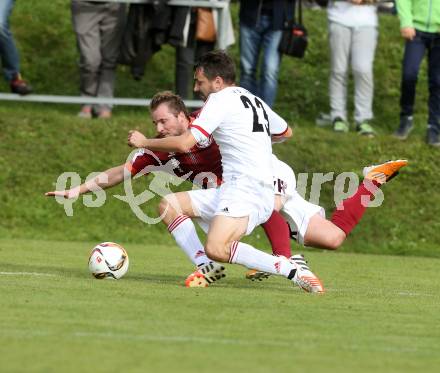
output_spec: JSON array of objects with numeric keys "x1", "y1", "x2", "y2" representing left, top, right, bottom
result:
[
  {"x1": 128, "y1": 50, "x2": 323, "y2": 293},
  {"x1": 158, "y1": 150, "x2": 406, "y2": 286},
  {"x1": 45, "y1": 91, "x2": 310, "y2": 283}
]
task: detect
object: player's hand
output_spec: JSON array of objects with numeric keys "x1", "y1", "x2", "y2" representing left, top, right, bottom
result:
[
  {"x1": 45, "y1": 187, "x2": 80, "y2": 199},
  {"x1": 401, "y1": 27, "x2": 416, "y2": 41},
  {"x1": 128, "y1": 130, "x2": 148, "y2": 148},
  {"x1": 349, "y1": 0, "x2": 363, "y2": 5}
]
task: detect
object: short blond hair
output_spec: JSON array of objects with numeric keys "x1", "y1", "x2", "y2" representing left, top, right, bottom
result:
[{"x1": 150, "y1": 91, "x2": 189, "y2": 118}]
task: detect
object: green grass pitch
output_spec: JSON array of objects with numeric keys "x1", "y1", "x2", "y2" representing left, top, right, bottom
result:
[
  {"x1": 1, "y1": 239, "x2": 439, "y2": 373},
  {"x1": 1, "y1": 3, "x2": 440, "y2": 372}
]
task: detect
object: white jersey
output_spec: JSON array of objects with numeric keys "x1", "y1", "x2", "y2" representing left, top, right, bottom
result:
[{"x1": 190, "y1": 86, "x2": 288, "y2": 185}]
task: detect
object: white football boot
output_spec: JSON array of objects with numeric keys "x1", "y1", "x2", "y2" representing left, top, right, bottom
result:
[
  {"x1": 288, "y1": 254, "x2": 325, "y2": 294},
  {"x1": 185, "y1": 262, "x2": 226, "y2": 288}
]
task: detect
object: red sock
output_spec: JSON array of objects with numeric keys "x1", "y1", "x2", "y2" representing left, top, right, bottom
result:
[
  {"x1": 331, "y1": 180, "x2": 380, "y2": 236},
  {"x1": 261, "y1": 211, "x2": 292, "y2": 257}
]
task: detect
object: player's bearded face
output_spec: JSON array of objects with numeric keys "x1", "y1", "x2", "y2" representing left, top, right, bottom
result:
[
  {"x1": 152, "y1": 104, "x2": 187, "y2": 138},
  {"x1": 193, "y1": 68, "x2": 216, "y2": 101}
]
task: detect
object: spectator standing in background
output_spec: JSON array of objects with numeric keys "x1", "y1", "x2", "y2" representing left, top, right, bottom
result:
[
  {"x1": 174, "y1": 8, "x2": 216, "y2": 100},
  {"x1": 71, "y1": 0, "x2": 126, "y2": 119},
  {"x1": 173, "y1": 3, "x2": 234, "y2": 101},
  {"x1": 327, "y1": 0, "x2": 378, "y2": 137},
  {"x1": 0, "y1": 0, "x2": 32, "y2": 95},
  {"x1": 393, "y1": 0, "x2": 440, "y2": 147},
  {"x1": 239, "y1": 0, "x2": 294, "y2": 108}
]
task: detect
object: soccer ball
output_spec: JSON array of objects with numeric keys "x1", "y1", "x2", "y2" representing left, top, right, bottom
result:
[{"x1": 88, "y1": 242, "x2": 129, "y2": 279}]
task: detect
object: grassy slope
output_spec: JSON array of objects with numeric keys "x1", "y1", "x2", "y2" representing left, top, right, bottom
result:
[
  {"x1": 0, "y1": 2, "x2": 439, "y2": 257},
  {"x1": 1, "y1": 239, "x2": 440, "y2": 373}
]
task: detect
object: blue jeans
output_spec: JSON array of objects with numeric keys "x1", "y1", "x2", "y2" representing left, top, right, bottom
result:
[
  {"x1": 0, "y1": 0, "x2": 20, "y2": 82},
  {"x1": 400, "y1": 30, "x2": 440, "y2": 129},
  {"x1": 239, "y1": 15, "x2": 282, "y2": 108}
]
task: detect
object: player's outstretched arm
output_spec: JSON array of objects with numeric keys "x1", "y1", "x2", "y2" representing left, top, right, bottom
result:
[
  {"x1": 272, "y1": 126, "x2": 293, "y2": 144},
  {"x1": 45, "y1": 164, "x2": 127, "y2": 199},
  {"x1": 127, "y1": 129, "x2": 197, "y2": 153}
]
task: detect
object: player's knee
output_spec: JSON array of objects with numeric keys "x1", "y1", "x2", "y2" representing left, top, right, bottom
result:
[
  {"x1": 158, "y1": 197, "x2": 169, "y2": 216},
  {"x1": 327, "y1": 231, "x2": 346, "y2": 250},
  {"x1": 204, "y1": 241, "x2": 229, "y2": 263},
  {"x1": 158, "y1": 196, "x2": 178, "y2": 224}
]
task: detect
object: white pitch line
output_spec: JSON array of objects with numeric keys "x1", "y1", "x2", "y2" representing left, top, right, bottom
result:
[
  {"x1": 73, "y1": 331, "x2": 291, "y2": 347},
  {"x1": 1, "y1": 329, "x2": 291, "y2": 347},
  {"x1": 0, "y1": 272, "x2": 56, "y2": 277},
  {"x1": 397, "y1": 291, "x2": 435, "y2": 297},
  {"x1": 326, "y1": 288, "x2": 436, "y2": 297}
]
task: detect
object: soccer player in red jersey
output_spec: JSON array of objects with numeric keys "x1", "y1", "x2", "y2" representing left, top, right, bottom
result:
[{"x1": 45, "y1": 91, "x2": 293, "y2": 279}]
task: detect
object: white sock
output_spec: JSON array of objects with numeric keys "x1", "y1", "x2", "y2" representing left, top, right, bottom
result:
[
  {"x1": 168, "y1": 215, "x2": 210, "y2": 266},
  {"x1": 229, "y1": 241, "x2": 296, "y2": 278}
]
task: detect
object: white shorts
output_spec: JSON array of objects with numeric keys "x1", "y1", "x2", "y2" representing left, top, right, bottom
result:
[
  {"x1": 273, "y1": 157, "x2": 325, "y2": 245},
  {"x1": 188, "y1": 175, "x2": 274, "y2": 236},
  {"x1": 273, "y1": 157, "x2": 297, "y2": 197}
]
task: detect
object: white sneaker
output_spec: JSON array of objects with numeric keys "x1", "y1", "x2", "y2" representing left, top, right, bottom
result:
[
  {"x1": 288, "y1": 254, "x2": 325, "y2": 294},
  {"x1": 185, "y1": 262, "x2": 226, "y2": 288}
]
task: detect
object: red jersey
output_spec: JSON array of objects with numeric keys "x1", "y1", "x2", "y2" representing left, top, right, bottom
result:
[{"x1": 127, "y1": 137, "x2": 223, "y2": 189}]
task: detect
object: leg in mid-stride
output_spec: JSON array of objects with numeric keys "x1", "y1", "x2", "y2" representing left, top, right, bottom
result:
[{"x1": 283, "y1": 160, "x2": 409, "y2": 250}]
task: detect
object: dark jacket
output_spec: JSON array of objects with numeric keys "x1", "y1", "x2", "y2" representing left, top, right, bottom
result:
[
  {"x1": 119, "y1": 1, "x2": 171, "y2": 80},
  {"x1": 239, "y1": 0, "x2": 296, "y2": 30},
  {"x1": 315, "y1": 0, "x2": 329, "y2": 7}
]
